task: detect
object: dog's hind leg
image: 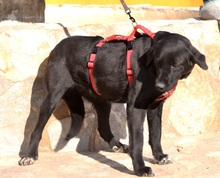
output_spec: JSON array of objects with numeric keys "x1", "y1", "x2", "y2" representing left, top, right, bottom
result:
[
  {"x1": 62, "y1": 89, "x2": 85, "y2": 141},
  {"x1": 93, "y1": 100, "x2": 129, "y2": 153},
  {"x1": 18, "y1": 91, "x2": 66, "y2": 166},
  {"x1": 19, "y1": 60, "x2": 73, "y2": 166},
  {"x1": 147, "y1": 102, "x2": 172, "y2": 165}
]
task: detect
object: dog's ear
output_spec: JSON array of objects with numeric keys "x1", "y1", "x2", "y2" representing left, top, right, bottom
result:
[
  {"x1": 153, "y1": 31, "x2": 171, "y2": 43},
  {"x1": 190, "y1": 46, "x2": 208, "y2": 70},
  {"x1": 145, "y1": 31, "x2": 171, "y2": 66},
  {"x1": 146, "y1": 47, "x2": 154, "y2": 66}
]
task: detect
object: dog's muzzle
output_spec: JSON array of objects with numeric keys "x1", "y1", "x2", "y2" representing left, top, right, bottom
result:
[{"x1": 155, "y1": 82, "x2": 166, "y2": 92}]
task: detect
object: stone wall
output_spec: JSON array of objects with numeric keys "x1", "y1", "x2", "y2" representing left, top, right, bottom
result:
[
  {"x1": 0, "y1": 19, "x2": 219, "y2": 157},
  {"x1": 45, "y1": 5, "x2": 200, "y2": 24}
]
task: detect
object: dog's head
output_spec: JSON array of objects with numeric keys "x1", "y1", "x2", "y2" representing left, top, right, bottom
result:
[{"x1": 147, "y1": 31, "x2": 208, "y2": 92}]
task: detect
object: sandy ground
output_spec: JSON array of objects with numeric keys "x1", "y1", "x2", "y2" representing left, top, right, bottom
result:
[{"x1": 1, "y1": 132, "x2": 220, "y2": 178}]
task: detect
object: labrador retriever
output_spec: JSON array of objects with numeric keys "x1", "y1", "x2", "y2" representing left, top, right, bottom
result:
[{"x1": 18, "y1": 31, "x2": 208, "y2": 177}]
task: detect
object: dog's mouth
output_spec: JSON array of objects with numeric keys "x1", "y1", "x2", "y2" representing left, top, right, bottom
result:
[{"x1": 155, "y1": 78, "x2": 178, "y2": 93}]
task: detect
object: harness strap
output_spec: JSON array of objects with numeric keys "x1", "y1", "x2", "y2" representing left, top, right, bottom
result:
[
  {"x1": 126, "y1": 41, "x2": 133, "y2": 86},
  {"x1": 133, "y1": 24, "x2": 156, "y2": 39},
  {"x1": 87, "y1": 40, "x2": 105, "y2": 96}
]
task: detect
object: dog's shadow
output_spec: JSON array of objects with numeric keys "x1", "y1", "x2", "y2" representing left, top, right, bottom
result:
[{"x1": 79, "y1": 151, "x2": 135, "y2": 176}]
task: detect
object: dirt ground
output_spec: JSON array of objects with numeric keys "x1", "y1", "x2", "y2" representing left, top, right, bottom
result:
[{"x1": 1, "y1": 132, "x2": 220, "y2": 178}]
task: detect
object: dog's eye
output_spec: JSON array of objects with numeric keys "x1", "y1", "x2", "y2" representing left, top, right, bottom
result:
[{"x1": 171, "y1": 64, "x2": 177, "y2": 68}]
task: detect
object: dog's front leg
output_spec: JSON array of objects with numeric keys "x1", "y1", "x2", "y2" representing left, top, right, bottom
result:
[
  {"x1": 127, "y1": 105, "x2": 154, "y2": 177},
  {"x1": 147, "y1": 102, "x2": 172, "y2": 165},
  {"x1": 93, "y1": 100, "x2": 129, "y2": 153}
]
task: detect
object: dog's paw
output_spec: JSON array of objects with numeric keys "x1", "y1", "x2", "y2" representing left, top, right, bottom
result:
[
  {"x1": 154, "y1": 154, "x2": 172, "y2": 165},
  {"x1": 18, "y1": 157, "x2": 37, "y2": 166},
  {"x1": 112, "y1": 144, "x2": 130, "y2": 153},
  {"x1": 135, "y1": 166, "x2": 155, "y2": 177}
]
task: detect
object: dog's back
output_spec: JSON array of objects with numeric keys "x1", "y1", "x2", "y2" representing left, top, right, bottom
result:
[{"x1": 46, "y1": 35, "x2": 152, "y2": 102}]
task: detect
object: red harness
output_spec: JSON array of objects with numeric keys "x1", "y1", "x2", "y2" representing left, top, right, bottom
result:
[
  {"x1": 87, "y1": 24, "x2": 177, "y2": 101},
  {"x1": 87, "y1": 24, "x2": 155, "y2": 96}
]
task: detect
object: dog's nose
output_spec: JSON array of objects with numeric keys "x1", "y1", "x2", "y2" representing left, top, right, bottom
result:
[{"x1": 155, "y1": 82, "x2": 165, "y2": 92}]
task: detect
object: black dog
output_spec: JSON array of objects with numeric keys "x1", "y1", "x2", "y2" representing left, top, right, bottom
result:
[{"x1": 19, "y1": 31, "x2": 208, "y2": 177}]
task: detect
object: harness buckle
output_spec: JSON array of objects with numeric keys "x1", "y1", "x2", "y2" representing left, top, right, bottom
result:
[
  {"x1": 127, "y1": 41, "x2": 133, "y2": 50},
  {"x1": 92, "y1": 46, "x2": 100, "y2": 54},
  {"x1": 125, "y1": 9, "x2": 131, "y2": 15},
  {"x1": 87, "y1": 61, "x2": 94, "y2": 69},
  {"x1": 127, "y1": 68, "x2": 133, "y2": 76}
]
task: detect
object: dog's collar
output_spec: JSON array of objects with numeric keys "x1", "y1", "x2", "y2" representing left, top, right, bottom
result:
[{"x1": 156, "y1": 83, "x2": 178, "y2": 102}]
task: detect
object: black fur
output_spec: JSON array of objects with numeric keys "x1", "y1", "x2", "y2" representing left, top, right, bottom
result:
[{"x1": 18, "y1": 31, "x2": 208, "y2": 177}]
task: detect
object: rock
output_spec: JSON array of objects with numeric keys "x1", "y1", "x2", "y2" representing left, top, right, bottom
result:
[
  {"x1": 0, "y1": 17, "x2": 219, "y2": 156},
  {"x1": 45, "y1": 5, "x2": 200, "y2": 24},
  {"x1": 46, "y1": 103, "x2": 127, "y2": 152}
]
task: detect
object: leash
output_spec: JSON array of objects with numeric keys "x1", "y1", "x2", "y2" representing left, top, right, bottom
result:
[{"x1": 119, "y1": 0, "x2": 137, "y2": 26}]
